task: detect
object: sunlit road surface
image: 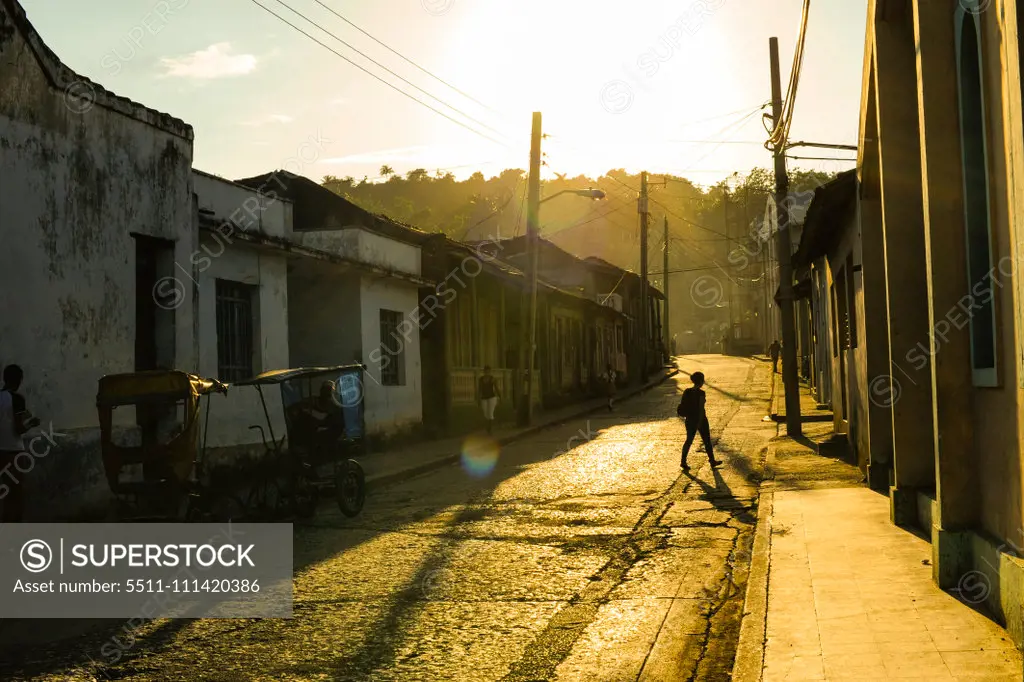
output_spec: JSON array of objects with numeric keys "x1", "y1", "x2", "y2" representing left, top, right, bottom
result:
[{"x1": 2, "y1": 355, "x2": 775, "y2": 682}]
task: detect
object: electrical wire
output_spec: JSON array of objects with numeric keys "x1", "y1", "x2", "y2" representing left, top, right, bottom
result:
[
  {"x1": 786, "y1": 155, "x2": 857, "y2": 162},
  {"x1": 512, "y1": 181, "x2": 529, "y2": 238},
  {"x1": 675, "y1": 101, "x2": 772, "y2": 130},
  {"x1": 766, "y1": 0, "x2": 811, "y2": 151},
  {"x1": 309, "y1": 0, "x2": 497, "y2": 113},
  {"x1": 246, "y1": 0, "x2": 513, "y2": 149},
  {"x1": 459, "y1": 175, "x2": 523, "y2": 241},
  {"x1": 270, "y1": 0, "x2": 510, "y2": 140}
]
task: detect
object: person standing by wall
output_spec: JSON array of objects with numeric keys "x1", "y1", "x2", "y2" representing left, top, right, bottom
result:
[
  {"x1": 0, "y1": 365, "x2": 40, "y2": 522},
  {"x1": 477, "y1": 366, "x2": 500, "y2": 435}
]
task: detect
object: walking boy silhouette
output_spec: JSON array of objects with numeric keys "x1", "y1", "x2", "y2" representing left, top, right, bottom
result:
[{"x1": 677, "y1": 371, "x2": 721, "y2": 471}]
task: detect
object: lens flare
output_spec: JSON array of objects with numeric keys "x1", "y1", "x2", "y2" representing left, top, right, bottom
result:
[{"x1": 461, "y1": 434, "x2": 500, "y2": 477}]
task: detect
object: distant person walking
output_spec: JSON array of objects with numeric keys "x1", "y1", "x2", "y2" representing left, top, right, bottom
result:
[
  {"x1": 769, "y1": 340, "x2": 781, "y2": 373},
  {"x1": 604, "y1": 363, "x2": 617, "y2": 411},
  {"x1": 477, "y1": 366, "x2": 500, "y2": 435},
  {"x1": 0, "y1": 364, "x2": 40, "y2": 522},
  {"x1": 677, "y1": 371, "x2": 721, "y2": 471}
]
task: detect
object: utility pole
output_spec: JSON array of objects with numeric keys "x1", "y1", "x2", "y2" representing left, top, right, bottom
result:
[
  {"x1": 770, "y1": 37, "x2": 802, "y2": 435},
  {"x1": 723, "y1": 191, "x2": 732, "y2": 354},
  {"x1": 639, "y1": 171, "x2": 649, "y2": 382},
  {"x1": 663, "y1": 215, "x2": 670, "y2": 359},
  {"x1": 519, "y1": 111, "x2": 542, "y2": 426}
]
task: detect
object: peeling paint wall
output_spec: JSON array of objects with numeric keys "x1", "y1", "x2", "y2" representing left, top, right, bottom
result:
[{"x1": 0, "y1": 14, "x2": 194, "y2": 518}]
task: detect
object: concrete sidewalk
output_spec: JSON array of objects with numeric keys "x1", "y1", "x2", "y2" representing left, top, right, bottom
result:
[
  {"x1": 736, "y1": 384, "x2": 1023, "y2": 681},
  {"x1": 357, "y1": 366, "x2": 679, "y2": 488}
]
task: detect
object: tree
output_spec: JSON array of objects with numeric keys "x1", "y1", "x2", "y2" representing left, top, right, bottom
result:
[
  {"x1": 406, "y1": 168, "x2": 429, "y2": 182},
  {"x1": 379, "y1": 165, "x2": 395, "y2": 178}
]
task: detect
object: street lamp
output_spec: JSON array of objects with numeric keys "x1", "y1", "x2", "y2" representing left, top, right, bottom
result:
[
  {"x1": 540, "y1": 188, "x2": 606, "y2": 204},
  {"x1": 519, "y1": 114, "x2": 606, "y2": 427}
]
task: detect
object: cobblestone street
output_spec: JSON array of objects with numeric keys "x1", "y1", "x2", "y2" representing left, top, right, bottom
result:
[{"x1": 2, "y1": 355, "x2": 777, "y2": 681}]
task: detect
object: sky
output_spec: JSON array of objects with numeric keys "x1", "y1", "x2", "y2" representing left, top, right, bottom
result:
[{"x1": 19, "y1": 0, "x2": 867, "y2": 187}]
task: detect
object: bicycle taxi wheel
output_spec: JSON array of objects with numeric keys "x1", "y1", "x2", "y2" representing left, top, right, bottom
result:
[{"x1": 336, "y1": 459, "x2": 365, "y2": 517}]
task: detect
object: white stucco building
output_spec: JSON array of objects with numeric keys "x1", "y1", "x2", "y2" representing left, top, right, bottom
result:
[
  {"x1": 0, "y1": 0, "x2": 196, "y2": 518},
  {"x1": 235, "y1": 172, "x2": 433, "y2": 442},
  {"x1": 192, "y1": 170, "x2": 290, "y2": 464}
]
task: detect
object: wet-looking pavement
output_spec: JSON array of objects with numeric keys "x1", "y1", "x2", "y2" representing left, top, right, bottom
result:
[{"x1": 0, "y1": 355, "x2": 776, "y2": 681}]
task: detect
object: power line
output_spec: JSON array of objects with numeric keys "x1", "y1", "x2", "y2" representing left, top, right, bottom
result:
[
  {"x1": 786, "y1": 141, "x2": 858, "y2": 151},
  {"x1": 270, "y1": 0, "x2": 510, "y2": 140},
  {"x1": 310, "y1": 0, "x2": 497, "y2": 113},
  {"x1": 512, "y1": 180, "x2": 529, "y2": 238},
  {"x1": 677, "y1": 107, "x2": 766, "y2": 175},
  {"x1": 766, "y1": 0, "x2": 810, "y2": 151},
  {"x1": 786, "y1": 155, "x2": 857, "y2": 162},
  {"x1": 246, "y1": 0, "x2": 512, "y2": 148},
  {"x1": 675, "y1": 101, "x2": 771, "y2": 130},
  {"x1": 460, "y1": 176, "x2": 522, "y2": 241}
]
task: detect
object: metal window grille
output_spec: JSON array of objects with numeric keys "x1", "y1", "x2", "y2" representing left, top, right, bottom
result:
[
  {"x1": 216, "y1": 280, "x2": 256, "y2": 382},
  {"x1": 379, "y1": 309, "x2": 405, "y2": 386}
]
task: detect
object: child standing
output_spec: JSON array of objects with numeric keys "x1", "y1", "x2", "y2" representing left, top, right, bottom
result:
[{"x1": 677, "y1": 371, "x2": 721, "y2": 471}]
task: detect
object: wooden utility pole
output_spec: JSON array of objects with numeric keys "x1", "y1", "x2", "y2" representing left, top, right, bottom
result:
[
  {"x1": 639, "y1": 171, "x2": 649, "y2": 382},
  {"x1": 519, "y1": 111, "x2": 542, "y2": 426},
  {"x1": 663, "y1": 215, "x2": 670, "y2": 359},
  {"x1": 770, "y1": 37, "x2": 802, "y2": 435}
]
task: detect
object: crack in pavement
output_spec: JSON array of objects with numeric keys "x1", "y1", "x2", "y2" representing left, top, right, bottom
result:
[{"x1": 500, "y1": 363, "x2": 757, "y2": 682}]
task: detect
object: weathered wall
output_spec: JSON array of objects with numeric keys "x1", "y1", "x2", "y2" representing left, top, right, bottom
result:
[
  {"x1": 194, "y1": 170, "x2": 291, "y2": 239},
  {"x1": 296, "y1": 227, "x2": 421, "y2": 277},
  {"x1": 360, "y1": 275, "x2": 423, "y2": 437},
  {"x1": 288, "y1": 266, "x2": 363, "y2": 369},
  {"x1": 196, "y1": 237, "x2": 289, "y2": 463},
  {"x1": 0, "y1": 9, "x2": 194, "y2": 519},
  {"x1": 972, "y1": 0, "x2": 1023, "y2": 549},
  {"x1": 811, "y1": 260, "x2": 832, "y2": 406}
]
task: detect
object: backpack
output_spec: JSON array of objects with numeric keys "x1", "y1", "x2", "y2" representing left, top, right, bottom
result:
[{"x1": 677, "y1": 389, "x2": 698, "y2": 419}]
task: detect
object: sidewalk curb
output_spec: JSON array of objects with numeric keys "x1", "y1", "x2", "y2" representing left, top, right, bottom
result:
[
  {"x1": 733, "y1": 451, "x2": 776, "y2": 682},
  {"x1": 768, "y1": 371, "x2": 780, "y2": 421},
  {"x1": 366, "y1": 368, "x2": 681, "y2": 489}
]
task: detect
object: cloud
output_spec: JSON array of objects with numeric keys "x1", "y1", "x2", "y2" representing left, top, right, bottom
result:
[
  {"x1": 322, "y1": 146, "x2": 429, "y2": 164},
  {"x1": 242, "y1": 114, "x2": 294, "y2": 127},
  {"x1": 159, "y1": 43, "x2": 257, "y2": 79}
]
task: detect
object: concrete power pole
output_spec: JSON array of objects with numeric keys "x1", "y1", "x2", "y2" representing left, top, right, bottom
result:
[
  {"x1": 723, "y1": 191, "x2": 732, "y2": 354},
  {"x1": 639, "y1": 171, "x2": 649, "y2": 383},
  {"x1": 520, "y1": 111, "x2": 542, "y2": 426},
  {"x1": 663, "y1": 215, "x2": 670, "y2": 359},
  {"x1": 770, "y1": 37, "x2": 802, "y2": 435}
]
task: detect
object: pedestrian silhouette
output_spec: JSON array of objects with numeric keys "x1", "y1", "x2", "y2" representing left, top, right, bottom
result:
[{"x1": 677, "y1": 371, "x2": 721, "y2": 471}]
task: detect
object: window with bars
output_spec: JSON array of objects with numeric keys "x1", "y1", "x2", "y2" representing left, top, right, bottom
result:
[
  {"x1": 379, "y1": 309, "x2": 406, "y2": 386},
  {"x1": 216, "y1": 280, "x2": 258, "y2": 382}
]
